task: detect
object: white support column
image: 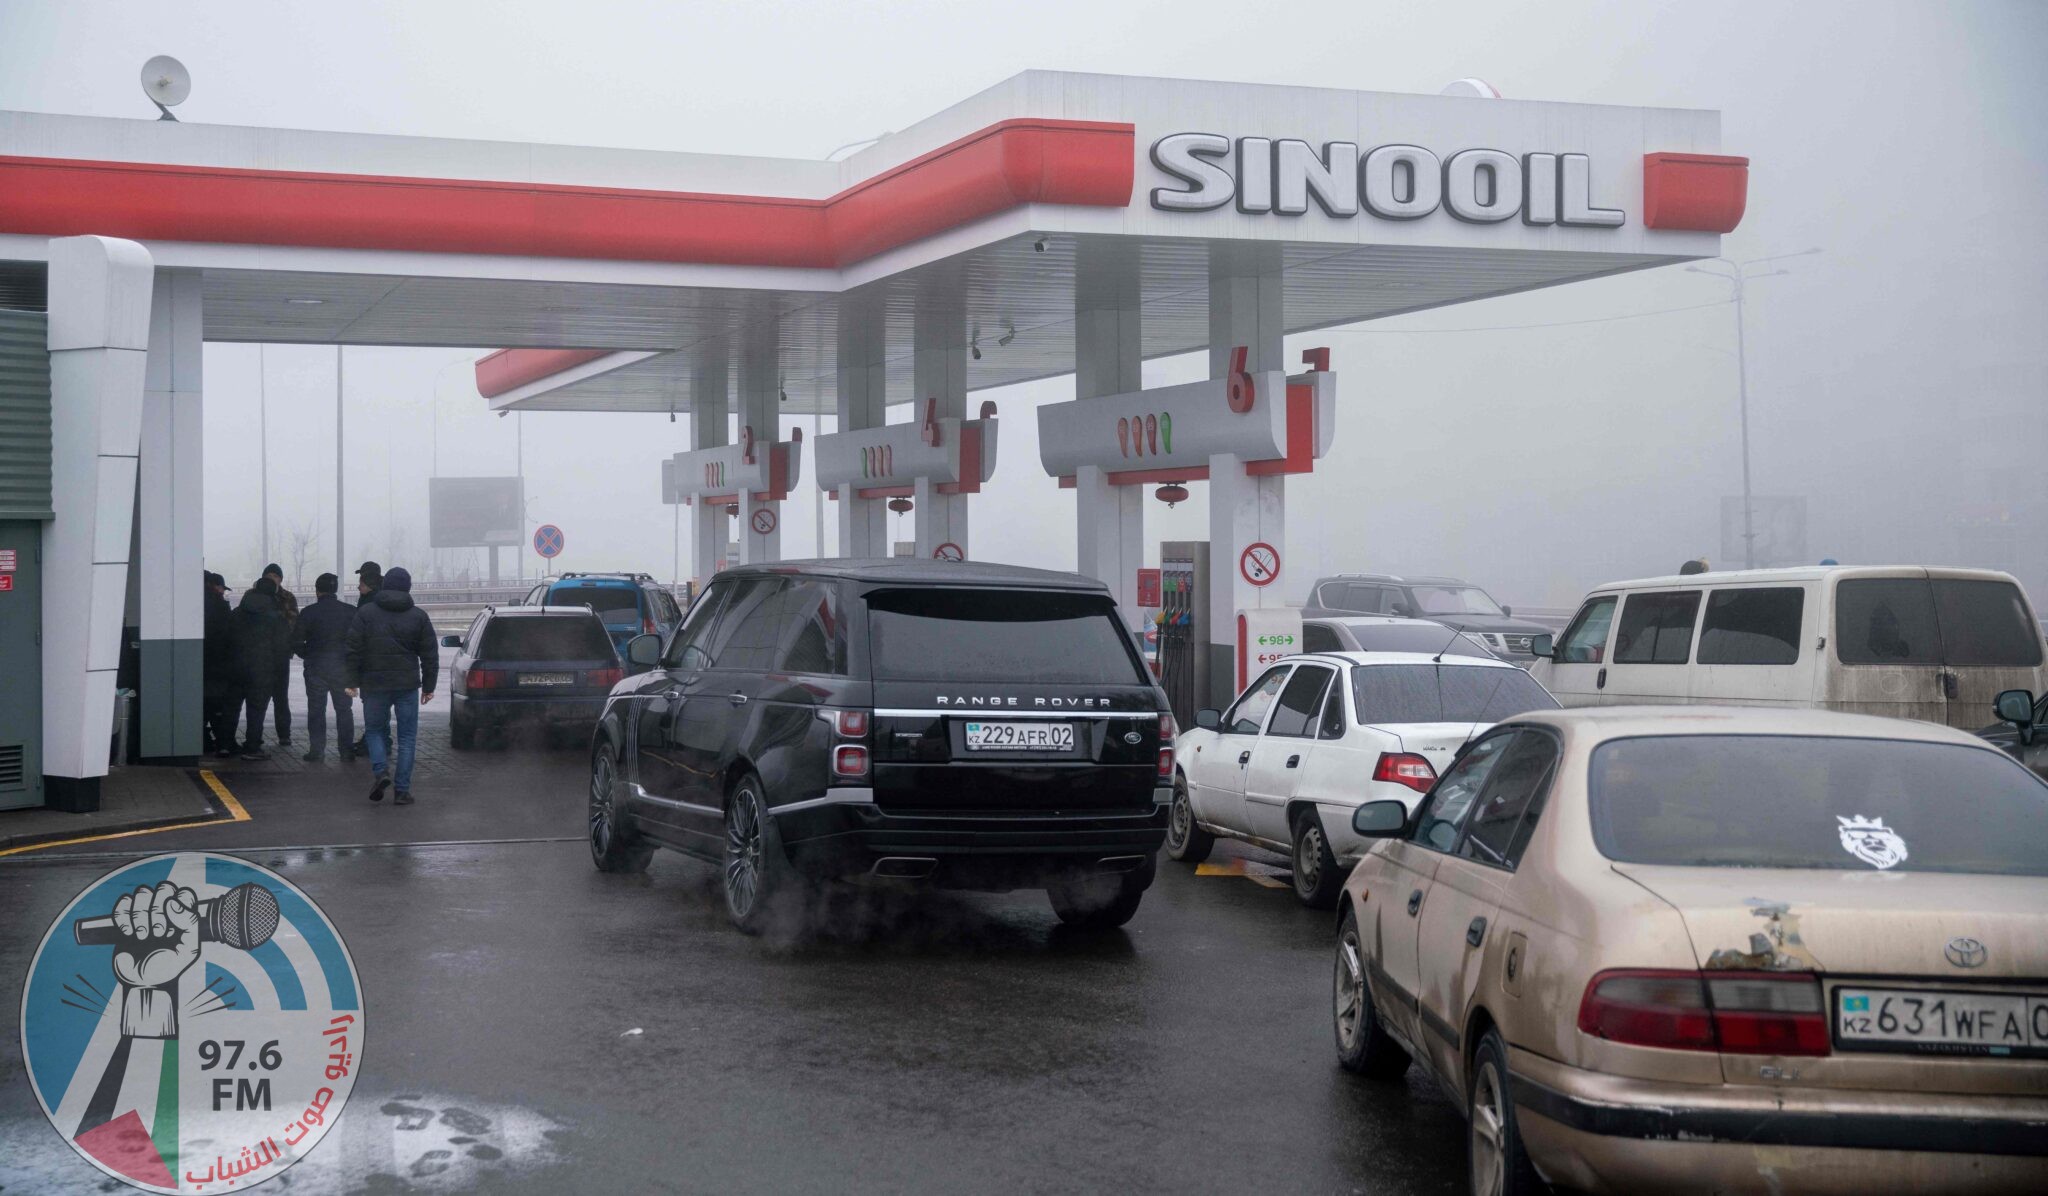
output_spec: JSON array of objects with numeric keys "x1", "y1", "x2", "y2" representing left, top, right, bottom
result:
[
  {"x1": 688, "y1": 344, "x2": 729, "y2": 583},
  {"x1": 1206, "y1": 245, "x2": 1287, "y2": 707},
  {"x1": 835, "y1": 288, "x2": 887, "y2": 557},
  {"x1": 42, "y1": 235, "x2": 154, "y2": 807},
  {"x1": 136, "y1": 269, "x2": 204, "y2": 759},
  {"x1": 1074, "y1": 243, "x2": 1145, "y2": 629},
  {"x1": 736, "y1": 326, "x2": 781, "y2": 565},
  {"x1": 912, "y1": 276, "x2": 968, "y2": 559}
]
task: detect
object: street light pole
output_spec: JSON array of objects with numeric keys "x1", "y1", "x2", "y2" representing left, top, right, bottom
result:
[
  {"x1": 1731, "y1": 276, "x2": 1755, "y2": 569},
  {"x1": 335, "y1": 345, "x2": 345, "y2": 580},
  {"x1": 1686, "y1": 248, "x2": 1820, "y2": 570},
  {"x1": 259, "y1": 344, "x2": 269, "y2": 567}
]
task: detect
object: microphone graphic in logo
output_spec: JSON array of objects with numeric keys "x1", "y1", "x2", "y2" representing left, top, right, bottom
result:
[{"x1": 72, "y1": 880, "x2": 279, "y2": 950}]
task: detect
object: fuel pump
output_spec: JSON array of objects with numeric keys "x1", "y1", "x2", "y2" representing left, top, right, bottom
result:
[{"x1": 1158, "y1": 541, "x2": 1209, "y2": 728}]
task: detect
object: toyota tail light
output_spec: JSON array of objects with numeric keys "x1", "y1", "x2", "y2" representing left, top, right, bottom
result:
[
  {"x1": 1372, "y1": 752, "x2": 1437, "y2": 793},
  {"x1": 1577, "y1": 969, "x2": 1827, "y2": 1056}
]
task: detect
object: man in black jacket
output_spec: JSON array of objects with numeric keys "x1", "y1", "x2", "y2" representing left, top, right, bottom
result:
[
  {"x1": 292, "y1": 572, "x2": 356, "y2": 763},
  {"x1": 350, "y1": 561, "x2": 382, "y2": 756},
  {"x1": 345, "y1": 566, "x2": 437, "y2": 804},
  {"x1": 232, "y1": 576, "x2": 292, "y2": 760},
  {"x1": 202, "y1": 572, "x2": 238, "y2": 758},
  {"x1": 263, "y1": 564, "x2": 300, "y2": 746}
]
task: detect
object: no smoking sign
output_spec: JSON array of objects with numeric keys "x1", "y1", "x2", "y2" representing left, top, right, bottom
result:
[
  {"x1": 1239, "y1": 542, "x2": 1280, "y2": 587},
  {"x1": 750, "y1": 507, "x2": 778, "y2": 536}
]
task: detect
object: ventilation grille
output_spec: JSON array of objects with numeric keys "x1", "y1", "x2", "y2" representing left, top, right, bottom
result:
[{"x1": 0, "y1": 744, "x2": 24, "y2": 790}]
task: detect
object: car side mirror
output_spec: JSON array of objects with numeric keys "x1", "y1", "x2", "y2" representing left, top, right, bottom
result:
[
  {"x1": 1195, "y1": 708, "x2": 1222, "y2": 731},
  {"x1": 1527, "y1": 632, "x2": 1554, "y2": 660},
  {"x1": 439, "y1": 635, "x2": 463, "y2": 648},
  {"x1": 1351, "y1": 800, "x2": 1409, "y2": 838},
  {"x1": 1501, "y1": 604, "x2": 1513, "y2": 618},
  {"x1": 1996, "y1": 688, "x2": 2036, "y2": 745},
  {"x1": 626, "y1": 634, "x2": 662, "y2": 668}
]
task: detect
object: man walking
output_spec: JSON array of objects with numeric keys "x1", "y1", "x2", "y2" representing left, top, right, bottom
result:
[
  {"x1": 201, "y1": 572, "x2": 238, "y2": 758},
  {"x1": 292, "y1": 572, "x2": 355, "y2": 763},
  {"x1": 263, "y1": 564, "x2": 300, "y2": 746},
  {"x1": 345, "y1": 566, "x2": 437, "y2": 805},
  {"x1": 351, "y1": 561, "x2": 382, "y2": 758},
  {"x1": 231, "y1": 574, "x2": 291, "y2": 760}
]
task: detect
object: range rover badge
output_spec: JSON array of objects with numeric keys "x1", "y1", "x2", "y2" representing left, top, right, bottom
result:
[{"x1": 1123, "y1": 731, "x2": 1143, "y2": 745}]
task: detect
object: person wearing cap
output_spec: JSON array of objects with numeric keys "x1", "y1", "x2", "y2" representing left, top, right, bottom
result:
[
  {"x1": 345, "y1": 566, "x2": 437, "y2": 805},
  {"x1": 291, "y1": 572, "x2": 356, "y2": 763},
  {"x1": 350, "y1": 561, "x2": 383, "y2": 755},
  {"x1": 201, "y1": 571, "x2": 239, "y2": 757},
  {"x1": 262, "y1": 564, "x2": 299, "y2": 747}
]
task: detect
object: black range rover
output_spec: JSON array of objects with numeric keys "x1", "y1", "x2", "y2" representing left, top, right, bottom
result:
[{"x1": 588, "y1": 559, "x2": 1174, "y2": 933}]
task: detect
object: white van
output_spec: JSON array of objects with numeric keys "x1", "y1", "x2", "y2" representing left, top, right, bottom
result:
[{"x1": 1528, "y1": 566, "x2": 2047, "y2": 729}]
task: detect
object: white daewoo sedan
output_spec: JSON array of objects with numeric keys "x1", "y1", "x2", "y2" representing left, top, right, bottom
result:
[{"x1": 1168, "y1": 651, "x2": 1560, "y2": 907}]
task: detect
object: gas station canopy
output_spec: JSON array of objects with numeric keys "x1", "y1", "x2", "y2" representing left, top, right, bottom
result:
[{"x1": 0, "y1": 70, "x2": 1745, "y2": 414}]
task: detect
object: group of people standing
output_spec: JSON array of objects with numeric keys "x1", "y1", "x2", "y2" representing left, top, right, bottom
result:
[{"x1": 201, "y1": 560, "x2": 440, "y2": 805}]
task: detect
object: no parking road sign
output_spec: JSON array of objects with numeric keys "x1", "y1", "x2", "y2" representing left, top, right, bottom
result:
[{"x1": 534, "y1": 524, "x2": 565, "y2": 559}]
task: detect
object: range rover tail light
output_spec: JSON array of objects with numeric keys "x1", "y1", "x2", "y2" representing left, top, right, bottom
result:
[
  {"x1": 830, "y1": 709, "x2": 870, "y2": 738},
  {"x1": 1577, "y1": 969, "x2": 1827, "y2": 1056},
  {"x1": 832, "y1": 744, "x2": 870, "y2": 778},
  {"x1": 1372, "y1": 752, "x2": 1436, "y2": 793},
  {"x1": 1157, "y1": 712, "x2": 1176, "y2": 778}
]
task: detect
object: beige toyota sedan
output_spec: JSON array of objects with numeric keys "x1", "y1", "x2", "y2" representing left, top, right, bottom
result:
[{"x1": 1333, "y1": 706, "x2": 2048, "y2": 1195}]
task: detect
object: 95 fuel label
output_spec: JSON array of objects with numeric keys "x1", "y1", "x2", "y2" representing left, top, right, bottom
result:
[{"x1": 19, "y1": 852, "x2": 364, "y2": 1193}]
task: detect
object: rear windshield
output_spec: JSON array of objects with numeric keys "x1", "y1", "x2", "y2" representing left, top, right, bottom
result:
[
  {"x1": 866, "y1": 588, "x2": 1146, "y2": 685},
  {"x1": 1590, "y1": 734, "x2": 2048, "y2": 876},
  {"x1": 1340, "y1": 623, "x2": 1495, "y2": 657},
  {"x1": 1835, "y1": 577, "x2": 2043, "y2": 667},
  {"x1": 479, "y1": 616, "x2": 617, "y2": 661},
  {"x1": 548, "y1": 585, "x2": 642, "y2": 623},
  {"x1": 1350, "y1": 664, "x2": 1560, "y2": 725}
]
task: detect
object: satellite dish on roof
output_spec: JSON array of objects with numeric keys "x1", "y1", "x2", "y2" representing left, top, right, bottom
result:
[
  {"x1": 140, "y1": 55, "x2": 190, "y2": 120},
  {"x1": 1440, "y1": 77, "x2": 1502, "y2": 99}
]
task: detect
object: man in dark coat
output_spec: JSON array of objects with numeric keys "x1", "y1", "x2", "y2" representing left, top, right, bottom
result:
[
  {"x1": 232, "y1": 575, "x2": 292, "y2": 759},
  {"x1": 350, "y1": 561, "x2": 382, "y2": 756},
  {"x1": 263, "y1": 564, "x2": 299, "y2": 746},
  {"x1": 291, "y1": 572, "x2": 356, "y2": 763},
  {"x1": 202, "y1": 572, "x2": 239, "y2": 758},
  {"x1": 345, "y1": 566, "x2": 437, "y2": 804}
]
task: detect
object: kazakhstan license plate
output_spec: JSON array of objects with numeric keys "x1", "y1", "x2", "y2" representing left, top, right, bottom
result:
[
  {"x1": 1835, "y1": 986, "x2": 2048, "y2": 1058},
  {"x1": 963, "y1": 721, "x2": 1074, "y2": 752},
  {"x1": 520, "y1": 673, "x2": 574, "y2": 686}
]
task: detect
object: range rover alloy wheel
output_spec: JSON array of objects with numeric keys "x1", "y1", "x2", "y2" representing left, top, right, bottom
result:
[
  {"x1": 588, "y1": 742, "x2": 651, "y2": 874},
  {"x1": 722, "y1": 776, "x2": 789, "y2": 934}
]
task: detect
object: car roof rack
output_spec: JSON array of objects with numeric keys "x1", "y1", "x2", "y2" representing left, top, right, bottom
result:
[{"x1": 555, "y1": 571, "x2": 654, "y2": 581}]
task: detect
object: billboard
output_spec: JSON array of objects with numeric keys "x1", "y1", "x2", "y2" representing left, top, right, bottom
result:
[{"x1": 430, "y1": 477, "x2": 524, "y2": 548}]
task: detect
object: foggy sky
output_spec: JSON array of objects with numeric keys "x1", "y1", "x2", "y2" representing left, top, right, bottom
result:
[{"x1": 2, "y1": 0, "x2": 2043, "y2": 607}]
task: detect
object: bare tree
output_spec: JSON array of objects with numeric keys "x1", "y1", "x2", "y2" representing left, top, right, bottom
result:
[{"x1": 286, "y1": 518, "x2": 320, "y2": 593}]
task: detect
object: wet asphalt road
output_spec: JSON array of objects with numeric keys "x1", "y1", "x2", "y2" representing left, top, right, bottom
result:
[{"x1": 0, "y1": 730, "x2": 1468, "y2": 1194}]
